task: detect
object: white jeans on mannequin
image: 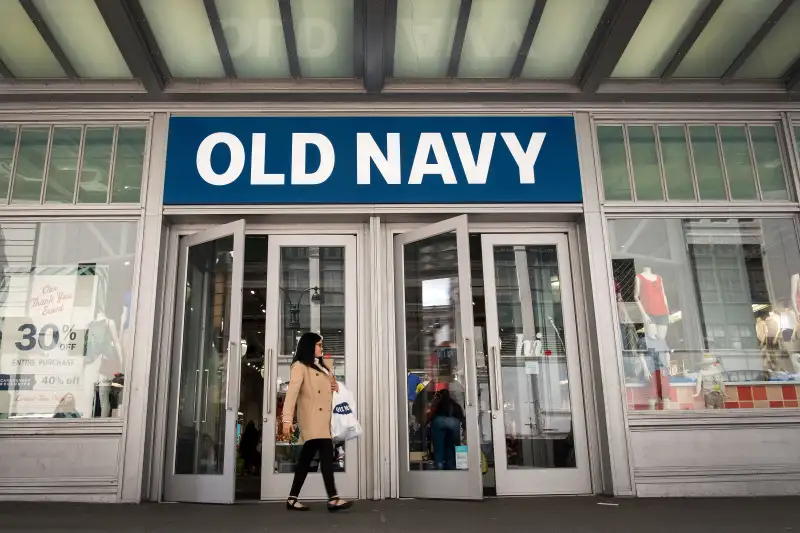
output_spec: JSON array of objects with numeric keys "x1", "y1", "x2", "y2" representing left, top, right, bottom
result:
[{"x1": 81, "y1": 356, "x2": 112, "y2": 418}]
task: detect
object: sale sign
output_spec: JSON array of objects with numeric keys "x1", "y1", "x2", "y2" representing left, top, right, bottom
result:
[{"x1": 0, "y1": 273, "x2": 93, "y2": 418}]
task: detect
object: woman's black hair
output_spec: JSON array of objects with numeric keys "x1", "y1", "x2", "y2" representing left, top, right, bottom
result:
[{"x1": 293, "y1": 331, "x2": 322, "y2": 367}]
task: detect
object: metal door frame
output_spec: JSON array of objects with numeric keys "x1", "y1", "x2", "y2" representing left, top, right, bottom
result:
[
  {"x1": 393, "y1": 215, "x2": 483, "y2": 500},
  {"x1": 481, "y1": 232, "x2": 592, "y2": 495},
  {"x1": 163, "y1": 219, "x2": 245, "y2": 503},
  {"x1": 260, "y1": 234, "x2": 360, "y2": 500}
]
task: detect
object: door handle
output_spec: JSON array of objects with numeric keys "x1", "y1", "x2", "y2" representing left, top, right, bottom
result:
[
  {"x1": 202, "y1": 369, "x2": 210, "y2": 422},
  {"x1": 225, "y1": 341, "x2": 236, "y2": 412},
  {"x1": 463, "y1": 337, "x2": 473, "y2": 407},
  {"x1": 492, "y1": 345, "x2": 502, "y2": 411},
  {"x1": 265, "y1": 348, "x2": 273, "y2": 414},
  {"x1": 192, "y1": 369, "x2": 200, "y2": 423},
  {"x1": 490, "y1": 346, "x2": 499, "y2": 410}
]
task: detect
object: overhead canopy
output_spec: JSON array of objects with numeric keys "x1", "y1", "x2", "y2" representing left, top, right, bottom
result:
[{"x1": 0, "y1": 0, "x2": 798, "y2": 101}]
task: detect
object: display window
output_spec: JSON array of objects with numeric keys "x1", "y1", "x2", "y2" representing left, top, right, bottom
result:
[
  {"x1": 609, "y1": 217, "x2": 800, "y2": 411},
  {"x1": 0, "y1": 221, "x2": 138, "y2": 419}
]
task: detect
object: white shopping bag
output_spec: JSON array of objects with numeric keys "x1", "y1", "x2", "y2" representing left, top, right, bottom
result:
[{"x1": 331, "y1": 382, "x2": 363, "y2": 442}]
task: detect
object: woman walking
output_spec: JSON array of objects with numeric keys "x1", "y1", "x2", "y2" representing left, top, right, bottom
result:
[{"x1": 282, "y1": 332, "x2": 352, "y2": 512}]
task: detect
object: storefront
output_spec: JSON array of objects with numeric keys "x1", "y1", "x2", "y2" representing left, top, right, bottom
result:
[{"x1": 1, "y1": 0, "x2": 800, "y2": 505}]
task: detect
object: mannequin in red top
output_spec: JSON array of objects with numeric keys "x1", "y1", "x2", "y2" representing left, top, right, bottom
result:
[{"x1": 634, "y1": 266, "x2": 672, "y2": 409}]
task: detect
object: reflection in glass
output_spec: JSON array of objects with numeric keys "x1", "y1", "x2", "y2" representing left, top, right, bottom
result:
[
  {"x1": 111, "y1": 127, "x2": 146, "y2": 204},
  {"x1": 610, "y1": 218, "x2": 800, "y2": 412},
  {"x1": 403, "y1": 232, "x2": 468, "y2": 471},
  {"x1": 750, "y1": 125, "x2": 789, "y2": 201},
  {"x1": 628, "y1": 125, "x2": 663, "y2": 201},
  {"x1": 597, "y1": 125, "x2": 631, "y2": 201},
  {"x1": 77, "y1": 127, "x2": 114, "y2": 204},
  {"x1": 11, "y1": 128, "x2": 48, "y2": 204},
  {"x1": 174, "y1": 237, "x2": 234, "y2": 475},
  {"x1": 492, "y1": 245, "x2": 575, "y2": 469},
  {"x1": 0, "y1": 127, "x2": 16, "y2": 202},
  {"x1": 0, "y1": 222, "x2": 137, "y2": 419},
  {"x1": 689, "y1": 126, "x2": 727, "y2": 200},
  {"x1": 274, "y1": 247, "x2": 347, "y2": 474},
  {"x1": 44, "y1": 128, "x2": 81, "y2": 204},
  {"x1": 720, "y1": 126, "x2": 758, "y2": 200}
]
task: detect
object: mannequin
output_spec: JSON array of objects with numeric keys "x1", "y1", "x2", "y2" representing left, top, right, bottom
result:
[
  {"x1": 693, "y1": 354, "x2": 726, "y2": 409},
  {"x1": 791, "y1": 274, "x2": 800, "y2": 318},
  {"x1": 761, "y1": 310, "x2": 782, "y2": 373},
  {"x1": 791, "y1": 352, "x2": 800, "y2": 374},
  {"x1": 82, "y1": 310, "x2": 123, "y2": 418},
  {"x1": 634, "y1": 267, "x2": 669, "y2": 340},
  {"x1": 635, "y1": 267, "x2": 671, "y2": 408}
]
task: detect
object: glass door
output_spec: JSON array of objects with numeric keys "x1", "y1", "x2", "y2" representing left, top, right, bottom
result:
[
  {"x1": 261, "y1": 235, "x2": 359, "y2": 500},
  {"x1": 164, "y1": 220, "x2": 245, "y2": 503},
  {"x1": 481, "y1": 233, "x2": 591, "y2": 495},
  {"x1": 395, "y1": 216, "x2": 482, "y2": 500}
]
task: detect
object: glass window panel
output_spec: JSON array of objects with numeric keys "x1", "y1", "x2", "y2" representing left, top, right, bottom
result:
[
  {"x1": 610, "y1": 218, "x2": 800, "y2": 412},
  {"x1": 690, "y1": 125, "x2": 727, "y2": 200},
  {"x1": 215, "y1": 0, "x2": 290, "y2": 78},
  {"x1": 720, "y1": 126, "x2": 758, "y2": 200},
  {"x1": 522, "y1": 0, "x2": 607, "y2": 78},
  {"x1": 659, "y1": 126, "x2": 695, "y2": 200},
  {"x1": 750, "y1": 125, "x2": 789, "y2": 201},
  {"x1": 403, "y1": 232, "x2": 469, "y2": 471},
  {"x1": 393, "y1": 0, "x2": 460, "y2": 78},
  {"x1": 674, "y1": 0, "x2": 783, "y2": 78},
  {"x1": 490, "y1": 244, "x2": 576, "y2": 469},
  {"x1": 0, "y1": 1, "x2": 65, "y2": 78},
  {"x1": 597, "y1": 125, "x2": 632, "y2": 201},
  {"x1": 11, "y1": 128, "x2": 48, "y2": 204},
  {"x1": 628, "y1": 126, "x2": 663, "y2": 201},
  {"x1": 273, "y1": 246, "x2": 350, "y2": 474},
  {"x1": 737, "y1": 0, "x2": 800, "y2": 78},
  {"x1": 458, "y1": 0, "x2": 535, "y2": 78},
  {"x1": 0, "y1": 127, "x2": 16, "y2": 203},
  {"x1": 77, "y1": 127, "x2": 114, "y2": 205},
  {"x1": 293, "y1": 0, "x2": 354, "y2": 78},
  {"x1": 613, "y1": 0, "x2": 708, "y2": 78},
  {"x1": 0, "y1": 221, "x2": 137, "y2": 419},
  {"x1": 111, "y1": 127, "x2": 146, "y2": 204},
  {"x1": 139, "y1": 0, "x2": 225, "y2": 78},
  {"x1": 44, "y1": 127, "x2": 81, "y2": 205},
  {"x1": 32, "y1": 0, "x2": 131, "y2": 78}
]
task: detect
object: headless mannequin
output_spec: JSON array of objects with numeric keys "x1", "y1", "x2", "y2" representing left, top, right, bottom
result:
[
  {"x1": 693, "y1": 355, "x2": 726, "y2": 409},
  {"x1": 617, "y1": 290, "x2": 651, "y2": 380},
  {"x1": 634, "y1": 267, "x2": 671, "y2": 409},
  {"x1": 762, "y1": 311, "x2": 782, "y2": 373},
  {"x1": 530, "y1": 333, "x2": 543, "y2": 358},
  {"x1": 82, "y1": 311, "x2": 123, "y2": 418},
  {"x1": 634, "y1": 267, "x2": 669, "y2": 341}
]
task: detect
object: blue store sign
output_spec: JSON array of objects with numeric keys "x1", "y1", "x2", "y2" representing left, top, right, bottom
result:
[{"x1": 163, "y1": 116, "x2": 582, "y2": 205}]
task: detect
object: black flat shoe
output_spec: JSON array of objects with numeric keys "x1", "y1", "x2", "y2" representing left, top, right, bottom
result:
[
  {"x1": 287, "y1": 497, "x2": 309, "y2": 511},
  {"x1": 327, "y1": 497, "x2": 353, "y2": 512}
]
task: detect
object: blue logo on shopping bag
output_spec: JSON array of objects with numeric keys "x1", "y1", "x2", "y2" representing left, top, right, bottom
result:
[{"x1": 333, "y1": 402, "x2": 353, "y2": 415}]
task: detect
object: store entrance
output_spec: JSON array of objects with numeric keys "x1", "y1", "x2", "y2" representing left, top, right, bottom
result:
[
  {"x1": 396, "y1": 216, "x2": 592, "y2": 499},
  {"x1": 163, "y1": 223, "x2": 359, "y2": 503}
]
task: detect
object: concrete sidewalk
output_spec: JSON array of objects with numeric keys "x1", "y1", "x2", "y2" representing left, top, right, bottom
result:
[{"x1": 0, "y1": 497, "x2": 797, "y2": 532}]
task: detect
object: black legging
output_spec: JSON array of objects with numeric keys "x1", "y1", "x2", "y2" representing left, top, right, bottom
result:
[{"x1": 289, "y1": 438, "x2": 337, "y2": 499}]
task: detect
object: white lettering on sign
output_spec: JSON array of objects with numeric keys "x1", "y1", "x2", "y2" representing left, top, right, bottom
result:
[
  {"x1": 501, "y1": 132, "x2": 546, "y2": 184},
  {"x1": 195, "y1": 131, "x2": 547, "y2": 187},
  {"x1": 197, "y1": 132, "x2": 246, "y2": 186},
  {"x1": 408, "y1": 133, "x2": 457, "y2": 185},
  {"x1": 291, "y1": 133, "x2": 335, "y2": 185},
  {"x1": 356, "y1": 133, "x2": 401, "y2": 185},
  {"x1": 251, "y1": 133, "x2": 285, "y2": 185}
]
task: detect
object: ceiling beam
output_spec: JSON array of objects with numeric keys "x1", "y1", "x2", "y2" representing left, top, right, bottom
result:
[
  {"x1": 278, "y1": 0, "x2": 301, "y2": 79},
  {"x1": 510, "y1": 0, "x2": 547, "y2": 78},
  {"x1": 18, "y1": 0, "x2": 78, "y2": 79},
  {"x1": 364, "y1": 0, "x2": 394, "y2": 93},
  {"x1": 447, "y1": 0, "x2": 472, "y2": 78},
  {"x1": 661, "y1": 0, "x2": 722, "y2": 79},
  {"x1": 94, "y1": 0, "x2": 168, "y2": 93},
  {"x1": 579, "y1": 0, "x2": 651, "y2": 93},
  {"x1": 353, "y1": 0, "x2": 365, "y2": 79},
  {"x1": 203, "y1": 0, "x2": 236, "y2": 79},
  {"x1": 0, "y1": 58, "x2": 12, "y2": 79},
  {"x1": 786, "y1": 55, "x2": 800, "y2": 91},
  {"x1": 724, "y1": 0, "x2": 794, "y2": 79}
]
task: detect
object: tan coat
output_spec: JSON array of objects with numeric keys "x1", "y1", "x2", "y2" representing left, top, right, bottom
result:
[{"x1": 282, "y1": 360, "x2": 333, "y2": 441}]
